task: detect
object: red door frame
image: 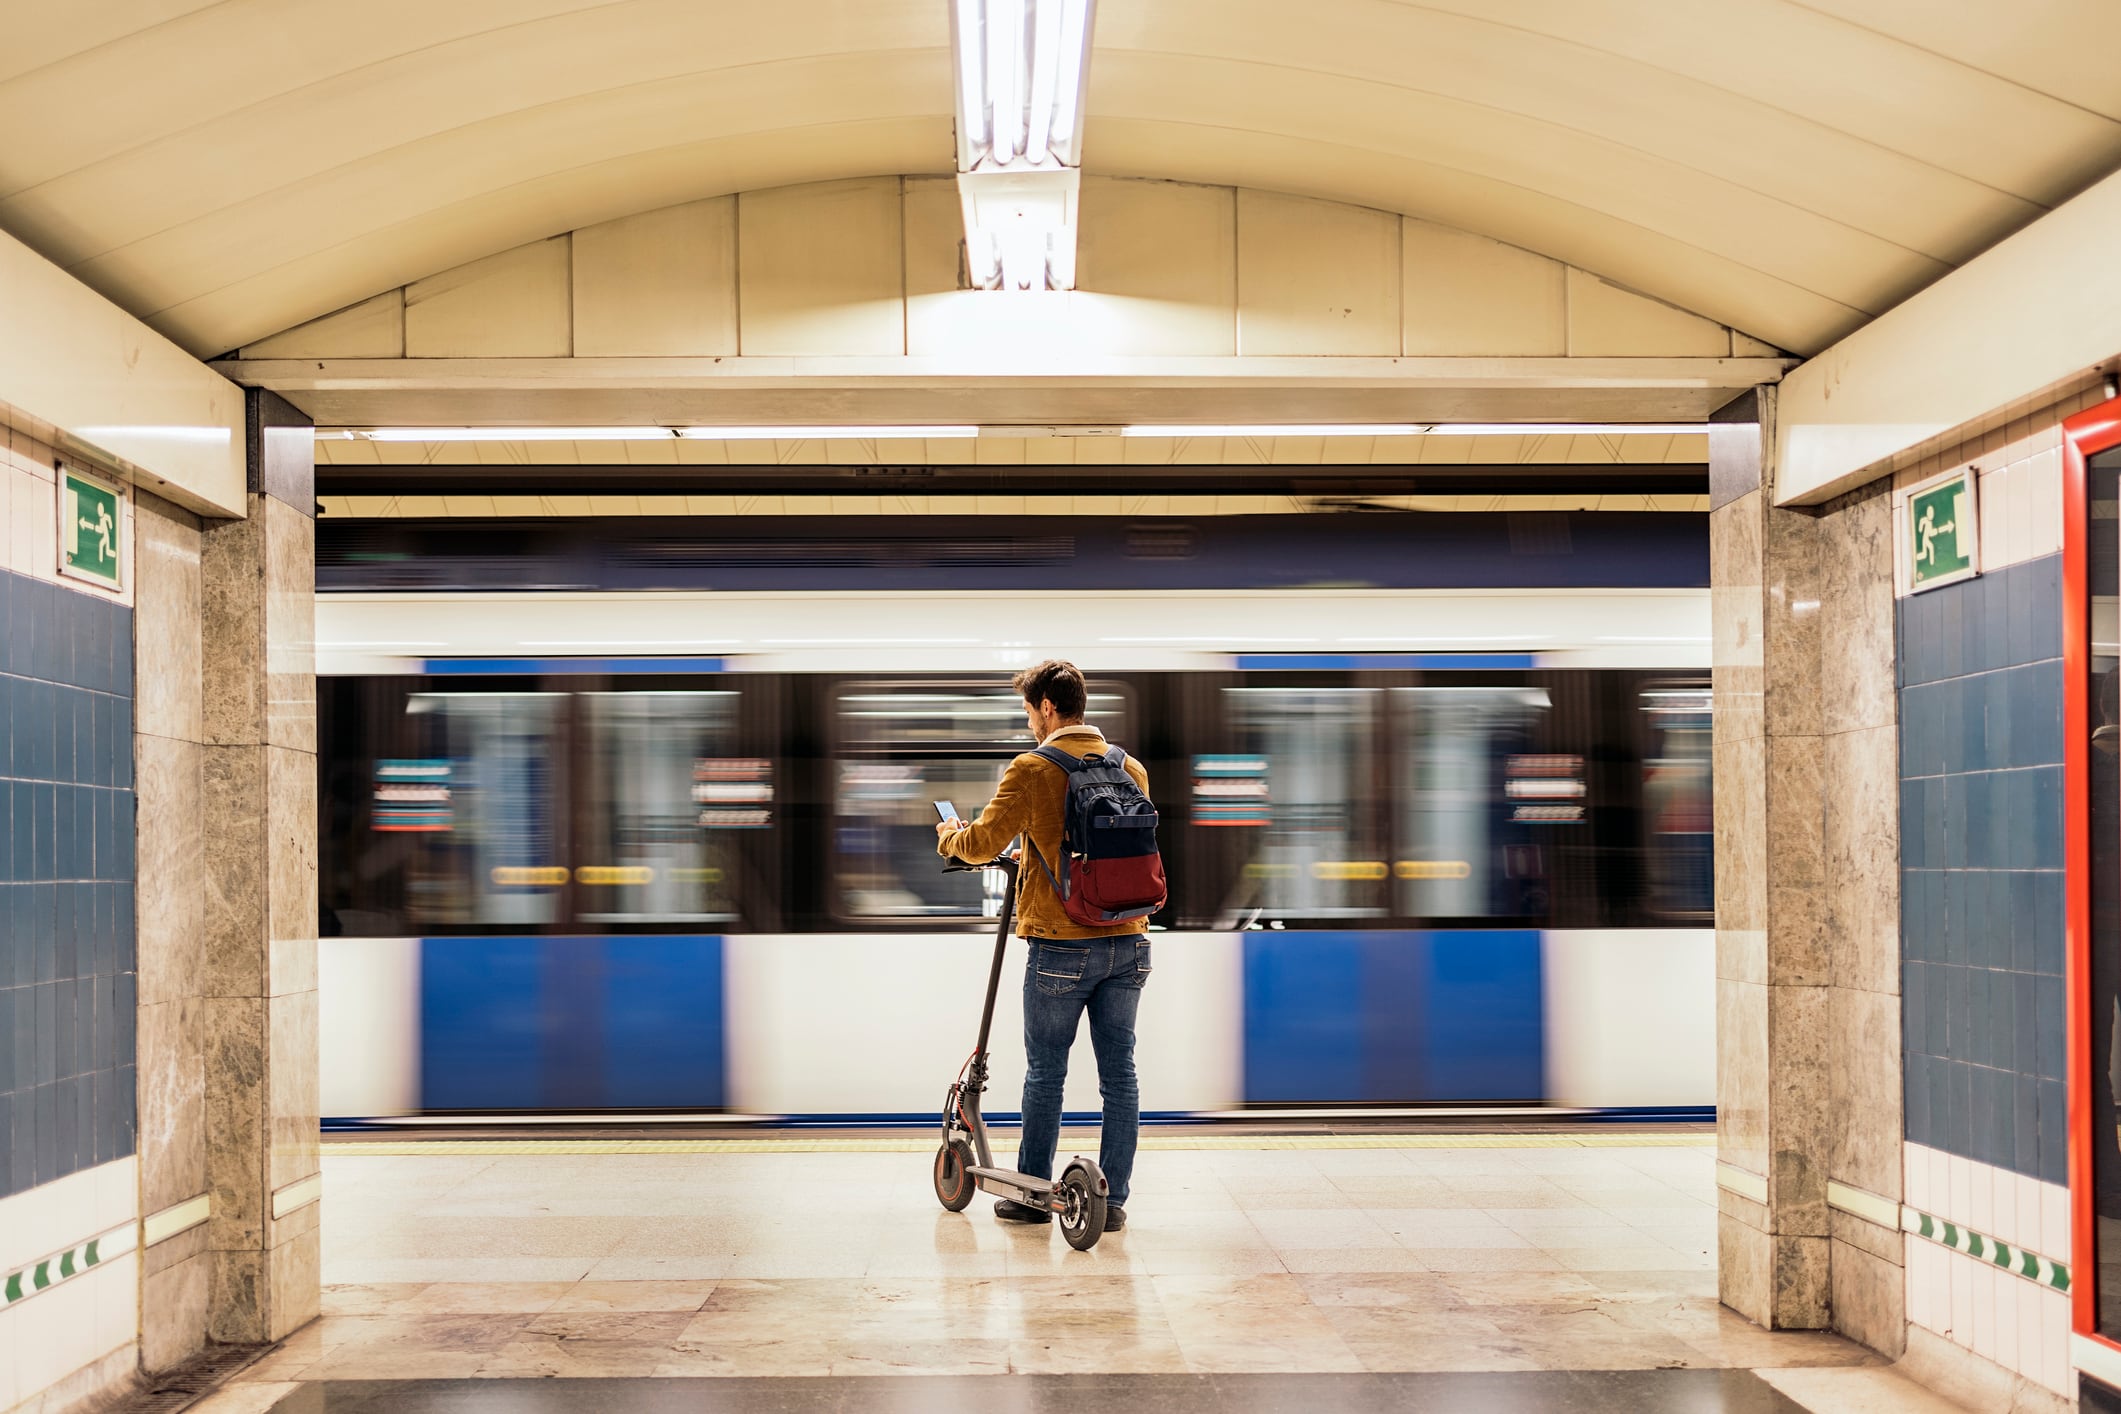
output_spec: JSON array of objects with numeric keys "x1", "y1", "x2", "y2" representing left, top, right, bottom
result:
[{"x1": 2065, "y1": 396, "x2": 2121, "y2": 1345}]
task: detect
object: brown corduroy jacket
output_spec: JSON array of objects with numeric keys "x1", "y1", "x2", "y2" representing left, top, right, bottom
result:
[{"x1": 936, "y1": 723, "x2": 1153, "y2": 940}]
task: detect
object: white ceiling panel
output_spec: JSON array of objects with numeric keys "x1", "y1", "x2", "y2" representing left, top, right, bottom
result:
[{"x1": 0, "y1": 0, "x2": 2113, "y2": 359}]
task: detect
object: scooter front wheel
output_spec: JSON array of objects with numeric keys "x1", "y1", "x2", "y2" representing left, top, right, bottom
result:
[
  {"x1": 934, "y1": 1139, "x2": 975, "y2": 1212},
  {"x1": 1056, "y1": 1165, "x2": 1107, "y2": 1251}
]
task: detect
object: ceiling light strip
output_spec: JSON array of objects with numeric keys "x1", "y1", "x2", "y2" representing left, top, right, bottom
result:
[{"x1": 321, "y1": 423, "x2": 1706, "y2": 444}]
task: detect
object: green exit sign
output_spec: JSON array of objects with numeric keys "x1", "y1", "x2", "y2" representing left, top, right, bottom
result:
[
  {"x1": 1906, "y1": 468, "x2": 1979, "y2": 594},
  {"x1": 57, "y1": 466, "x2": 124, "y2": 592}
]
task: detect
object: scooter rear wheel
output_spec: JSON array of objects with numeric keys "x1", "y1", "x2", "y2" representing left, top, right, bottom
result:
[
  {"x1": 934, "y1": 1139, "x2": 975, "y2": 1212},
  {"x1": 1057, "y1": 1167, "x2": 1106, "y2": 1251}
]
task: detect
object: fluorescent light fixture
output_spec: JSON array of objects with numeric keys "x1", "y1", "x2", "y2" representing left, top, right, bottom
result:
[
  {"x1": 679, "y1": 425, "x2": 978, "y2": 440},
  {"x1": 351, "y1": 427, "x2": 673, "y2": 442},
  {"x1": 1117, "y1": 423, "x2": 1707, "y2": 438},
  {"x1": 951, "y1": 0, "x2": 1096, "y2": 290},
  {"x1": 330, "y1": 426, "x2": 979, "y2": 443}
]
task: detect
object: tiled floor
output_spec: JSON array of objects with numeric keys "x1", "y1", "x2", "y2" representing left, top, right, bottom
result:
[
  {"x1": 204, "y1": 1369, "x2": 1833, "y2": 1414},
  {"x1": 219, "y1": 1133, "x2": 1882, "y2": 1388}
]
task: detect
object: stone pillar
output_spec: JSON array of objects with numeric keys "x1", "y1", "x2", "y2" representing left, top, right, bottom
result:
[
  {"x1": 200, "y1": 389, "x2": 319, "y2": 1343},
  {"x1": 1816, "y1": 473, "x2": 1906, "y2": 1357},
  {"x1": 1712, "y1": 388, "x2": 1833, "y2": 1327},
  {"x1": 135, "y1": 490, "x2": 211, "y2": 1370},
  {"x1": 1712, "y1": 389, "x2": 1907, "y2": 1343}
]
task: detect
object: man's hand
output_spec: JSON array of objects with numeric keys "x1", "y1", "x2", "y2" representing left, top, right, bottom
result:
[{"x1": 935, "y1": 817, "x2": 963, "y2": 840}]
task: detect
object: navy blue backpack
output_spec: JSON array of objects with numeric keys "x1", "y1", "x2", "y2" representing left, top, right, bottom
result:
[{"x1": 1025, "y1": 746, "x2": 1167, "y2": 926}]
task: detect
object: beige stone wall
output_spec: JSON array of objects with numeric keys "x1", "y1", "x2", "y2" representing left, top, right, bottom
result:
[
  {"x1": 201, "y1": 485, "x2": 320, "y2": 1345},
  {"x1": 133, "y1": 489, "x2": 212, "y2": 1371},
  {"x1": 1816, "y1": 478, "x2": 1906, "y2": 1356},
  {"x1": 1711, "y1": 391, "x2": 1903, "y2": 1343}
]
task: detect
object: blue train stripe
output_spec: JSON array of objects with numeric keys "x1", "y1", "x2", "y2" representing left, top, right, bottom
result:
[
  {"x1": 421, "y1": 656, "x2": 726, "y2": 675},
  {"x1": 420, "y1": 936, "x2": 725, "y2": 1110},
  {"x1": 1241, "y1": 930, "x2": 1544, "y2": 1103},
  {"x1": 1233, "y1": 653, "x2": 1538, "y2": 671}
]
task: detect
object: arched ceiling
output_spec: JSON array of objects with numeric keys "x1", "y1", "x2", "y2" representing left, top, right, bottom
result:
[{"x1": 3, "y1": 0, "x2": 2118, "y2": 361}]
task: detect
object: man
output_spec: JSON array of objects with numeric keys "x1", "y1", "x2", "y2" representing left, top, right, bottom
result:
[{"x1": 935, "y1": 659, "x2": 1152, "y2": 1232}]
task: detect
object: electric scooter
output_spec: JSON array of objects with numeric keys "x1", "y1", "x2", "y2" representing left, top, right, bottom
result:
[{"x1": 931, "y1": 854, "x2": 1111, "y2": 1251}]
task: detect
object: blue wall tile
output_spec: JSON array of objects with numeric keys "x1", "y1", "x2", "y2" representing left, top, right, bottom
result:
[
  {"x1": 1898, "y1": 551, "x2": 2066, "y2": 1185},
  {"x1": 0, "y1": 567, "x2": 136, "y2": 1201}
]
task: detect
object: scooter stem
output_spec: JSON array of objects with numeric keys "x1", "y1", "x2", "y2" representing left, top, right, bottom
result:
[{"x1": 971, "y1": 856, "x2": 1019, "y2": 1068}]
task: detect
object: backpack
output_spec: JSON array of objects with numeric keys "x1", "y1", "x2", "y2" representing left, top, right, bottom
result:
[{"x1": 1025, "y1": 745, "x2": 1167, "y2": 927}]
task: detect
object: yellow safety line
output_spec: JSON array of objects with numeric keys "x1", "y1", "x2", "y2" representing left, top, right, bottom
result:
[{"x1": 322, "y1": 1132, "x2": 1714, "y2": 1157}]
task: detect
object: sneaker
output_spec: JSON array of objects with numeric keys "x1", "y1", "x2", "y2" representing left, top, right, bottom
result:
[
  {"x1": 1104, "y1": 1204, "x2": 1127, "y2": 1232},
  {"x1": 994, "y1": 1197, "x2": 1051, "y2": 1224}
]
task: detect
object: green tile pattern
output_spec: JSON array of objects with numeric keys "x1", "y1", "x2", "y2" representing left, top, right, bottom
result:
[
  {"x1": 1, "y1": 1230, "x2": 109, "y2": 1307},
  {"x1": 1905, "y1": 1205, "x2": 2069, "y2": 1290}
]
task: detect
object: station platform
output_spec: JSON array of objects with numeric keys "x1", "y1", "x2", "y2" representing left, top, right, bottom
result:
[{"x1": 164, "y1": 1131, "x2": 1963, "y2": 1414}]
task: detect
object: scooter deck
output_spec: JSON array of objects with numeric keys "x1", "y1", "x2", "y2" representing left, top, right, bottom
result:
[{"x1": 969, "y1": 1167, "x2": 1056, "y2": 1206}]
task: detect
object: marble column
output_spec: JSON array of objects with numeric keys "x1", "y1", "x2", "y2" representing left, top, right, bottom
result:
[
  {"x1": 1817, "y1": 478, "x2": 1907, "y2": 1356},
  {"x1": 134, "y1": 491, "x2": 211, "y2": 1369},
  {"x1": 1712, "y1": 390, "x2": 1906, "y2": 1344},
  {"x1": 200, "y1": 389, "x2": 319, "y2": 1344},
  {"x1": 1713, "y1": 388, "x2": 1833, "y2": 1328}
]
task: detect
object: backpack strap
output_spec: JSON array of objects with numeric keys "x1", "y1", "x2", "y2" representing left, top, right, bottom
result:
[
  {"x1": 1030, "y1": 744, "x2": 1083, "y2": 774},
  {"x1": 1030, "y1": 743, "x2": 1126, "y2": 773}
]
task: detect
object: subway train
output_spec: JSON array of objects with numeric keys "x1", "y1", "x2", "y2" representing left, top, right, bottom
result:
[{"x1": 313, "y1": 512, "x2": 1716, "y2": 1124}]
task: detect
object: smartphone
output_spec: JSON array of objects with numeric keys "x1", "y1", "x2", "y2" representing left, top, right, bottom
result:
[{"x1": 934, "y1": 800, "x2": 959, "y2": 823}]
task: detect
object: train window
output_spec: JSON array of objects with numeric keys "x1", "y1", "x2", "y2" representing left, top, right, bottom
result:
[
  {"x1": 1209, "y1": 687, "x2": 1387, "y2": 923},
  {"x1": 1641, "y1": 682, "x2": 1715, "y2": 918},
  {"x1": 1394, "y1": 687, "x2": 1554, "y2": 919},
  {"x1": 832, "y1": 681, "x2": 1131, "y2": 920},
  {"x1": 395, "y1": 691, "x2": 566, "y2": 929},
  {"x1": 578, "y1": 691, "x2": 753, "y2": 925}
]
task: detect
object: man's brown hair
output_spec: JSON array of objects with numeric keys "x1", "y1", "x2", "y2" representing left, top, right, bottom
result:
[{"x1": 1013, "y1": 660, "x2": 1087, "y2": 720}]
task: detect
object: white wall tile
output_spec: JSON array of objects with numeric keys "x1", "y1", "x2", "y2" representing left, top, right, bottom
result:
[
  {"x1": 0, "y1": 1303, "x2": 17, "y2": 1410},
  {"x1": 21, "y1": 1271, "x2": 98, "y2": 1406},
  {"x1": 1992, "y1": 1167, "x2": 2019, "y2": 1247},
  {"x1": 1917, "y1": 1241, "x2": 1946, "y2": 1335},
  {"x1": 11, "y1": 466, "x2": 45, "y2": 578},
  {"x1": 2019, "y1": 1277, "x2": 2046, "y2": 1379},
  {"x1": 2005, "y1": 462, "x2": 2033, "y2": 567},
  {"x1": 1976, "y1": 466, "x2": 2007, "y2": 572},
  {"x1": 1994, "y1": 1271, "x2": 2021, "y2": 1374},
  {"x1": 2029, "y1": 446, "x2": 2063, "y2": 560},
  {"x1": 94, "y1": 1157, "x2": 137, "y2": 1234},
  {"x1": 1929, "y1": 1150, "x2": 1951, "y2": 1220},
  {"x1": 1977, "y1": 1264, "x2": 2001, "y2": 1362},
  {"x1": 2041, "y1": 1181, "x2": 2071, "y2": 1260},
  {"x1": 2017, "y1": 1177, "x2": 2043, "y2": 1260},
  {"x1": 2039, "y1": 1288, "x2": 2072, "y2": 1393},
  {"x1": 1970, "y1": 1158, "x2": 1995, "y2": 1237},
  {"x1": 1949, "y1": 1155, "x2": 1973, "y2": 1230},
  {"x1": 1905, "y1": 1143, "x2": 1930, "y2": 1210},
  {"x1": 1950, "y1": 1238, "x2": 1974, "y2": 1342},
  {"x1": 0, "y1": 1159, "x2": 139, "y2": 1275},
  {"x1": 10, "y1": 1292, "x2": 57, "y2": 1405},
  {"x1": 1903, "y1": 1242, "x2": 1924, "y2": 1330},
  {"x1": 92, "y1": 1250, "x2": 139, "y2": 1359}
]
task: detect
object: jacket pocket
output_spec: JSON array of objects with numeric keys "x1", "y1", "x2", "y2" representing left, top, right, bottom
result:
[{"x1": 1032, "y1": 944, "x2": 1089, "y2": 996}]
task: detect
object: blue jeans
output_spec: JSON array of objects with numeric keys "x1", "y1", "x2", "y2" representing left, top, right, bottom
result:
[{"x1": 1017, "y1": 935, "x2": 1149, "y2": 1207}]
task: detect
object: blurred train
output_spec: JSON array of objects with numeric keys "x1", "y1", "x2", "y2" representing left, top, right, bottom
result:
[{"x1": 314, "y1": 512, "x2": 1716, "y2": 1124}]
